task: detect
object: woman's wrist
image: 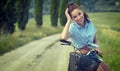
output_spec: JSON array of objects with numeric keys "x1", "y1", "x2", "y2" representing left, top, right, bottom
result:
[{"x1": 67, "y1": 19, "x2": 71, "y2": 23}]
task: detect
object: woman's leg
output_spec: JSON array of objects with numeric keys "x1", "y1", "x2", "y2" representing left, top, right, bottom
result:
[
  {"x1": 97, "y1": 62, "x2": 111, "y2": 71},
  {"x1": 97, "y1": 64, "x2": 104, "y2": 71}
]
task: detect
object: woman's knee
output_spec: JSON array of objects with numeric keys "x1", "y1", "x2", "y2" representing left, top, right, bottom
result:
[{"x1": 97, "y1": 62, "x2": 111, "y2": 71}]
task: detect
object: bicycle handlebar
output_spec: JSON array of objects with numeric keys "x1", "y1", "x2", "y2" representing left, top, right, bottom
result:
[{"x1": 60, "y1": 39, "x2": 71, "y2": 45}]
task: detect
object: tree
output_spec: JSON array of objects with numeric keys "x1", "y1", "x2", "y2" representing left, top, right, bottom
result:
[
  {"x1": 50, "y1": 0, "x2": 60, "y2": 27},
  {"x1": 34, "y1": 0, "x2": 43, "y2": 27},
  {"x1": 77, "y1": 0, "x2": 80, "y2": 5},
  {"x1": 17, "y1": 0, "x2": 30, "y2": 31},
  {"x1": 0, "y1": 0, "x2": 17, "y2": 36},
  {"x1": 59, "y1": 0, "x2": 68, "y2": 26}
]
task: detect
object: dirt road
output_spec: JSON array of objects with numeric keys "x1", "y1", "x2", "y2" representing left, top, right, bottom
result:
[{"x1": 0, "y1": 34, "x2": 73, "y2": 71}]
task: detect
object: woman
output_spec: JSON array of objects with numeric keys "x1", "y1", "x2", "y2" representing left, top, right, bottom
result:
[{"x1": 61, "y1": 2, "x2": 110, "y2": 71}]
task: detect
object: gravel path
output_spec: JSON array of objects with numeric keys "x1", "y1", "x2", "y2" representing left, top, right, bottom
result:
[{"x1": 0, "y1": 33, "x2": 73, "y2": 71}]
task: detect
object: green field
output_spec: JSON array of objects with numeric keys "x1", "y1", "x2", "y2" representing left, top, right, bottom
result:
[
  {"x1": 0, "y1": 12, "x2": 120, "y2": 71},
  {"x1": 89, "y1": 12, "x2": 120, "y2": 71}
]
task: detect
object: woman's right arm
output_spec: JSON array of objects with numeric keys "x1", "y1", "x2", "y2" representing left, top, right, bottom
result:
[{"x1": 61, "y1": 8, "x2": 71, "y2": 40}]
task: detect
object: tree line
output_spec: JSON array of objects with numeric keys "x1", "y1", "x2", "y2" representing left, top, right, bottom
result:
[
  {"x1": 0, "y1": 0, "x2": 31, "y2": 36},
  {"x1": 0, "y1": 0, "x2": 65, "y2": 36},
  {"x1": 0, "y1": 0, "x2": 120, "y2": 36}
]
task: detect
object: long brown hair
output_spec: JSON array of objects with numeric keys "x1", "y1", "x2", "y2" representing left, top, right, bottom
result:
[{"x1": 67, "y1": 2, "x2": 90, "y2": 22}]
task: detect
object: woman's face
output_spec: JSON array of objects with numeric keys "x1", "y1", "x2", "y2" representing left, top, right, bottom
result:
[{"x1": 71, "y1": 9, "x2": 84, "y2": 26}]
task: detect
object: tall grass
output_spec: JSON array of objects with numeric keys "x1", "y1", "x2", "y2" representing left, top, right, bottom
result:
[{"x1": 89, "y1": 12, "x2": 120, "y2": 71}]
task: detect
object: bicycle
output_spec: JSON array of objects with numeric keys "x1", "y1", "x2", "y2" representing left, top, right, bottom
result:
[{"x1": 60, "y1": 39, "x2": 111, "y2": 71}]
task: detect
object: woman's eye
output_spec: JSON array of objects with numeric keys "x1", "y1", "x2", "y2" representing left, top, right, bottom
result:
[{"x1": 73, "y1": 16, "x2": 77, "y2": 19}]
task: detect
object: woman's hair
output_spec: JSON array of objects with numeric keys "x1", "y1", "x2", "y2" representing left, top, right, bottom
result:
[{"x1": 67, "y1": 2, "x2": 90, "y2": 22}]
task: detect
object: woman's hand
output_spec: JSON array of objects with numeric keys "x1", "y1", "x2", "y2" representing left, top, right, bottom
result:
[
  {"x1": 95, "y1": 48, "x2": 103, "y2": 57},
  {"x1": 65, "y1": 8, "x2": 71, "y2": 21}
]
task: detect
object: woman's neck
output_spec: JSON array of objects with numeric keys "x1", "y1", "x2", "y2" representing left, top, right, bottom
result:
[{"x1": 78, "y1": 22, "x2": 85, "y2": 28}]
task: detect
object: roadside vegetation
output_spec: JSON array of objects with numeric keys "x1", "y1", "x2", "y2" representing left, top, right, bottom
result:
[{"x1": 0, "y1": 15, "x2": 63, "y2": 55}]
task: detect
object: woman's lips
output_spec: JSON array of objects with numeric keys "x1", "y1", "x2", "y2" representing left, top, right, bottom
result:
[{"x1": 78, "y1": 18, "x2": 83, "y2": 23}]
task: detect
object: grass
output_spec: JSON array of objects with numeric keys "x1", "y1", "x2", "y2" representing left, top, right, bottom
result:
[{"x1": 89, "y1": 12, "x2": 120, "y2": 71}]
